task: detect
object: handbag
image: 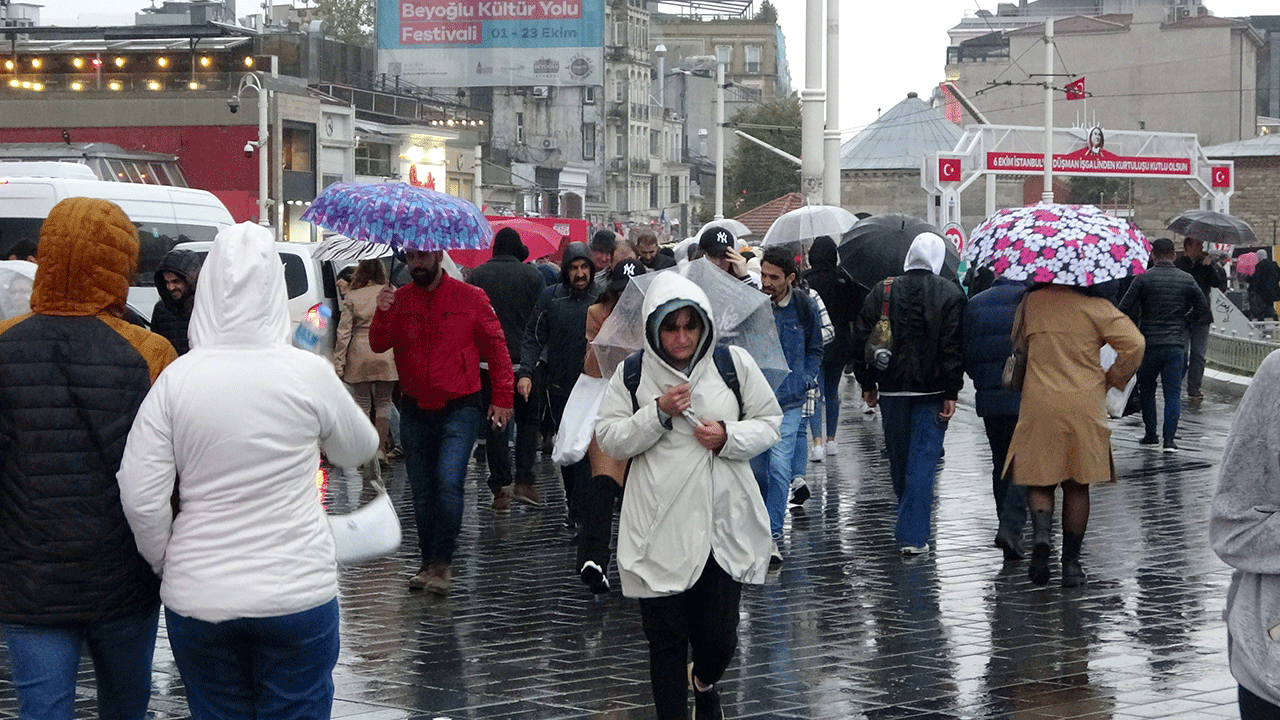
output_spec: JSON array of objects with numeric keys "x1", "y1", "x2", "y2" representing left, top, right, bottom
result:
[
  {"x1": 864, "y1": 278, "x2": 894, "y2": 370},
  {"x1": 1002, "y1": 349, "x2": 1027, "y2": 392},
  {"x1": 328, "y1": 479, "x2": 401, "y2": 567}
]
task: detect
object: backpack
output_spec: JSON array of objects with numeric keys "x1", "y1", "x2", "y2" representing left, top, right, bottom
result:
[
  {"x1": 623, "y1": 344, "x2": 744, "y2": 421},
  {"x1": 864, "y1": 278, "x2": 894, "y2": 370}
]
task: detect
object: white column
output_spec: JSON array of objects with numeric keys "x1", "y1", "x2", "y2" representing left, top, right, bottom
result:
[
  {"x1": 822, "y1": 0, "x2": 840, "y2": 206},
  {"x1": 800, "y1": 0, "x2": 824, "y2": 204},
  {"x1": 714, "y1": 56, "x2": 726, "y2": 220},
  {"x1": 1042, "y1": 18, "x2": 1055, "y2": 204},
  {"x1": 257, "y1": 83, "x2": 269, "y2": 226}
]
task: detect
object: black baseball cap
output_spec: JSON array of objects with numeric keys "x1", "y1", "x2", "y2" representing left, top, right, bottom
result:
[{"x1": 698, "y1": 225, "x2": 736, "y2": 258}]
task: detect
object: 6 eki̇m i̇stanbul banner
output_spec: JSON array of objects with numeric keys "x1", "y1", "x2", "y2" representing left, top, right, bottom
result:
[{"x1": 378, "y1": 0, "x2": 605, "y2": 87}]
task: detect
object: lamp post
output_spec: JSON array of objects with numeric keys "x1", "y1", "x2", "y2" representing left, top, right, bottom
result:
[
  {"x1": 234, "y1": 72, "x2": 270, "y2": 228},
  {"x1": 714, "y1": 46, "x2": 729, "y2": 221}
]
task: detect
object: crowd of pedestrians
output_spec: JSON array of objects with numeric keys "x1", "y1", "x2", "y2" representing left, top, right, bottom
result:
[{"x1": 3, "y1": 197, "x2": 1279, "y2": 720}]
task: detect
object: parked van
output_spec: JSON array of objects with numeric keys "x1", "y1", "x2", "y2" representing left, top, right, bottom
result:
[{"x1": 0, "y1": 163, "x2": 235, "y2": 320}]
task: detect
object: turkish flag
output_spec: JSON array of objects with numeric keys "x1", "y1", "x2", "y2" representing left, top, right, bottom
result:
[
  {"x1": 1064, "y1": 77, "x2": 1086, "y2": 100},
  {"x1": 938, "y1": 158, "x2": 961, "y2": 182},
  {"x1": 1212, "y1": 166, "x2": 1231, "y2": 188}
]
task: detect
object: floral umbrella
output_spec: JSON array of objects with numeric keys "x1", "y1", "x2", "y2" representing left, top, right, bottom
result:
[
  {"x1": 965, "y1": 203, "x2": 1151, "y2": 287},
  {"x1": 1236, "y1": 251, "x2": 1259, "y2": 276},
  {"x1": 300, "y1": 182, "x2": 492, "y2": 252}
]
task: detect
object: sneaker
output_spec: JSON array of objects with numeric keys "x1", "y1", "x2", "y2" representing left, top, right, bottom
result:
[
  {"x1": 512, "y1": 482, "x2": 543, "y2": 507},
  {"x1": 768, "y1": 537, "x2": 784, "y2": 567},
  {"x1": 861, "y1": 402, "x2": 876, "y2": 415},
  {"x1": 1138, "y1": 434, "x2": 1159, "y2": 447},
  {"x1": 425, "y1": 564, "x2": 451, "y2": 596},
  {"x1": 1188, "y1": 388, "x2": 1204, "y2": 399},
  {"x1": 408, "y1": 566, "x2": 432, "y2": 591},
  {"x1": 824, "y1": 441, "x2": 838, "y2": 456},
  {"x1": 1163, "y1": 438, "x2": 1179, "y2": 452},
  {"x1": 788, "y1": 477, "x2": 811, "y2": 507},
  {"x1": 491, "y1": 486, "x2": 512, "y2": 513},
  {"x1": 900, "y1": 544, "x2": 930, "y2": 556},
  {"x1": 693, "y1": 685, "x2": 724, "y2": 720},
  {"x1": 580, "y1": 561, "x2": 610, "y2": 594},
  {"x1": 808, "y1": 444, "x2": 824, "y2": 462}
]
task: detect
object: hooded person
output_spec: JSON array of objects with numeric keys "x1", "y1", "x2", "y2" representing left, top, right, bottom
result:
[
  {"x1": 150, "y1": 247, "x2": 202, "y2": 355},
  {"x1": 117, "y1": 222, "x2": 379, "y2": 720},
  {"x1": 519, "y1": 241, "x2": 598, "y2": 528},
  {"x1": 595, "y1": 271, "x2": 781, "y2": 720},
  {"x1": 0, "y1": 197, "x2": 177, "y2": 720},
  {"x1": 851, "y1": 231, "x2": 966, "y2": 555}
]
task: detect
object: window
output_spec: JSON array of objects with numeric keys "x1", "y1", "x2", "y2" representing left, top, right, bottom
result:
[
  {"x1": 671, "y1": 176, "x2": 680, "y2": 204},
  {"x1": 650, "y1": 130, "x2": 659, "y2": 156},
  {"x1": 615, "y1": 77, "x2": 624, "y2": 102},
  {"x1": 584, "y1": 86, "x2": 596, "y2": 105},
  {"x1": 516, "y1": 112, "x2": 525, "y2": 144},
  {"x1": 715, "y1": 44, "x2": 733, "y2": 67},
  {"x1": 355, "y1": 142, "x2": 392, "y2": 176},
  {"x1": 616, "y1": 129, "x2": 626, "y2": 157},
  {"x1": 745, "y1": 45, "x2": 762, "y2": 74},
  {"x1": 650, "y1": 175, "x2": 658, "y2": 208},
  {"x1": 583, "y1": 123, "x2": 597, "y2": 161},
  {"x1": 282, "y1": 126, "x2": 314, "y2": 172}
]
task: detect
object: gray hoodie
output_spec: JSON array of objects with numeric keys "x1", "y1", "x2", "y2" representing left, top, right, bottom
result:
[{"x1": 1210, "y1": 349, "x2": 1280, "y2": 706}]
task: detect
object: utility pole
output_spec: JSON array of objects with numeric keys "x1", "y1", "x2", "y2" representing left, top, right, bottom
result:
[
  {"x1": 1042, "y1": 18, "x2": 1055, "y2": 204},
  {"x1": 800, "y1": 0, "x2": 824, "y2": 204}
]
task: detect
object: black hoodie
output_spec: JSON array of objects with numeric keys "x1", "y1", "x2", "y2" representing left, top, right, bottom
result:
[
  {"x1": 151, "y1": 248, "x2": 202, "y2": 355},
  {"x1": 519, "y1": 242, "x2": 599, "y2": 395},
  {"x1": 804, "y1": 236, "x2": 867, "y2": 364}
]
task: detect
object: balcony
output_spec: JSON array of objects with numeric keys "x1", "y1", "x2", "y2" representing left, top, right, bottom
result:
[{"x1": 606, "y1": 102, "x2": 628, "y2": 122}]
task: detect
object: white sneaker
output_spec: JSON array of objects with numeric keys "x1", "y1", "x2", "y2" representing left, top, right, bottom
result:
[
  {"x1": 900, "y1": 543, "x2": 930, "y2": 556},
  {"x1": 824, "y1": 441, "x2": 838, "y2": 456},
  {"x1": 808, "y1": 444, "x2": 825, "y2": 462}
]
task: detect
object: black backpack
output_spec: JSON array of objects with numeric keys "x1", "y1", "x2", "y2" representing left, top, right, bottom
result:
[{"x1": 622, "y1": 344, "x2": 744, "y2": 420}]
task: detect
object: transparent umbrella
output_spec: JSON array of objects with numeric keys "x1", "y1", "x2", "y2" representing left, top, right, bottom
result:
[
  {"x1": 591, "y1": 258, "x2": 788, "y2": 389},
  {"x1": 762, "y1": 205, "x2": 859, "y2": 248},
  {"x1": 0, "y1": 260, "x2": 34, "y2": 320}
]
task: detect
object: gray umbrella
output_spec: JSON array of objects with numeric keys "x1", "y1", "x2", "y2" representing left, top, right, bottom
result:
[{"x1": 1166, "y1": 209, "x2": 1257, "y2": 246}]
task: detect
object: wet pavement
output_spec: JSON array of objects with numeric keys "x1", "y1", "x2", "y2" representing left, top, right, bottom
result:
[{"x1": 0, "y1": 375, "x2": 1248, "y2": 719}]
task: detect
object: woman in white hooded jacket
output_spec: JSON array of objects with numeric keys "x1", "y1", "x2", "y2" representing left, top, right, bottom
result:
[
  {"x1": 117, "y1": 222, "x2": 379, "y2": 720},
  {"x1": 595, "y1": 271, "x2": 781, "y2": 720}
]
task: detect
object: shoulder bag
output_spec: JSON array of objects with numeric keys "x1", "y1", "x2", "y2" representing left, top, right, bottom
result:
[{"x1": 329, "y1": 478, "x2": 401, "y2": 567}]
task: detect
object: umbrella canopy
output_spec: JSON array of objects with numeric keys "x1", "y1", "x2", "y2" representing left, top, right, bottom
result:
[
  {"x1": 300, "y1": 182, "x2": 492, "y2": 252},
  {"x1": 700, "y1": 218, "x2": 753, "y2": 240},
  {"x1": 591, "y1": 258, "x2": 788, "y2": 389},
  {"x1": 965, "y1": 203, "x2": 1150, "y2": 287},
  {"x1": 312, "y1": 234, "x2": 393, "y2": 262},
  {"x1": 1167, "y1": 209, "x2": 1257, "y2": 246},
  {"x1": 838, "y1": 214, "x2": 960, "y2": 288},
  {"x1": 1236, "y1": 251, "x2": 1259, "y2": 276},
  {"x1": 761, "y1": 205, "x2": 859, "y2": 248},
  {"x1": 448, "y1": 217, "x2": 565, "y2": 267},
  {"x1": 0, "y1": 260, "x2": 35, "y2": 321}
]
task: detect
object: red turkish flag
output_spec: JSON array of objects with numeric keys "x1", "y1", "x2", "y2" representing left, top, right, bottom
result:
[
  {"x1": 1211, "y1": 166, "x2": 1231, "y2": 188},
  {"x1": 1064, "y1": 77, "x2": 1086, "y2": 100},
  {"x1": 938, "y1": 158, "x2": 961, "y2": 183}
]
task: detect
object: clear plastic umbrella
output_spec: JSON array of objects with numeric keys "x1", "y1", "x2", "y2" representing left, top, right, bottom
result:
[
  {"x1": 699, "y1": 218, "x2": 753, "y2": 240},
  {"x1": 591, "y1": 258, "x2": 788, "y2": 389},
  {"x1": 762, "y1": 205, "x2": 859, "y2": 248},
  {"x1": 0, "y1": 260, "x2": 35, "y2": 320}
]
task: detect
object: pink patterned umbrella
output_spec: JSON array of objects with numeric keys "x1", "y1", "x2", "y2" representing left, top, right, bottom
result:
[
  {"x1": 964, "y1": 203, "x2": 1151, "y2": 287},
  {"x1": 1236, "y1": 251, "x2": 1258, "y2": 276}
]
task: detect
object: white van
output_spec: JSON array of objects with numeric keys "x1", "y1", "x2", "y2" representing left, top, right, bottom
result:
[{"x1": 0, "y1": 163, "x2": 236, "y2": 320}]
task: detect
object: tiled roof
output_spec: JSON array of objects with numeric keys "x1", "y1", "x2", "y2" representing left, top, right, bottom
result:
[
  {"x1": 1202, "y1": 133, "x2": 1280, "y2": 158},
  {"x1": 840, "y1": 93, "x2": 963, "y2": 171},
  {"x1": 734, "y1": 192, "x2": 805, "y2": 238}
]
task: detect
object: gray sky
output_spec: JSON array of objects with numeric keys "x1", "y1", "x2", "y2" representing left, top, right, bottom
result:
[{"x1": 42, "y1": 0, "x2": 1280, "y2": 138}]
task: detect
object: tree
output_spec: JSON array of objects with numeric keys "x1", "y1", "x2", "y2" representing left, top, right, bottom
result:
[
  {"x1": 724, "y1": 95, "x2": 801, "y2": 215},
  {"x1": 312, "y1": 0, "x2": 376, "y2": 47},
  {"x1": 1067, "y1": 176, "x2": 1130, "y2": 207},
  {"x1": 755, "y1": 1, "x2": 778, "y2": 23}
]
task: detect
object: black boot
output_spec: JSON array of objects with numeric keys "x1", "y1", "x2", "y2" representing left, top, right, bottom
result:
[
  {"x1": 1061, "y1": 532, "x2": 1086, "y2": 587},
  {"x1": 1028, "y1": 508, "x2": 1053, "y2": 585}
]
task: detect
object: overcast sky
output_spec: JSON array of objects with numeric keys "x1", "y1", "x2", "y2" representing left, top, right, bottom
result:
[{"x1": 42, "y1": 0, "x2": 1279, "y2": 138}]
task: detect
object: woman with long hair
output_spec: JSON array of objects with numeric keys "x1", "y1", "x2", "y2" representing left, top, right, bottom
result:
[{"x1": 334, "y1": 259, "x2": 399, "y2": 462}]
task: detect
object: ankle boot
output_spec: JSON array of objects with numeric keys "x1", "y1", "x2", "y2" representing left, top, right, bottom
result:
[
  {"x1": 1061, "y1": 532, "x2": 1086, "y2": 587},
  {"x1": 1028, "y1": 508, "x2": 1053, "y2": 586}
]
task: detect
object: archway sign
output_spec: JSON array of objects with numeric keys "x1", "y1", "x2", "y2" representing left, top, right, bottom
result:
[{"x1": 921, "y1": 124, "x2": 1234, "y2": 231}]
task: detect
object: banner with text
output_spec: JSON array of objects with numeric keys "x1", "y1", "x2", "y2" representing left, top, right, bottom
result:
[
  {"x1": 986, "y1": 147, "x2": 1192, "y2": 177},
  {"x1": 378, "y1": 0, "x2": 605, "y2": 87}
]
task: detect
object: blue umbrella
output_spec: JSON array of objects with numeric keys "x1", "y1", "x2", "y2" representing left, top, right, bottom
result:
[{"x1": 301, "y1": 182, "x2": 492, "y2": 252}]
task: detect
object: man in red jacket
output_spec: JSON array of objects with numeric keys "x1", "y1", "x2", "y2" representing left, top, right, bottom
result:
[{"x1": 371, "y1": 249, "x2": 513, "y2": 595}]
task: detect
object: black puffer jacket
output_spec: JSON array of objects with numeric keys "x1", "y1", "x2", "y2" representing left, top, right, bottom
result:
[
  {"x1": 0, "y1": 198, "x2": 176, "y2": 625},
  {"x1": 519, "y1": 242, "x2": 598, "y2": 395},
  {"x1": 1118, "y1": 263, "x2": 1211, "y2": 347},
  {"x1": 851, "y1": 269, "x2": 966, "y2": 400},
  {"x1": 804, "y1": 236, "x2": 867, "y2": 365},
  {"x1": 150, "y1": 248, "x2": 201, "y2": 355}
]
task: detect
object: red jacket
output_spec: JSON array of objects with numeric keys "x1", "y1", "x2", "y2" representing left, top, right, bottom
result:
[{"x1": 370, "y1": 275, "x2": 513, "y2": 411}]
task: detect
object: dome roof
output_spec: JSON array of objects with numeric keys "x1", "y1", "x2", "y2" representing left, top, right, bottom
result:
[{"x1": 840, "y1": 92, "x2": 964, "y2": 171}]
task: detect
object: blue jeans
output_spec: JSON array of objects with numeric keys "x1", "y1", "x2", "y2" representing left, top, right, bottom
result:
[
  {"x1": 807, "y1": 362, "x2": 844, "y2": 441},
  {"x1": 1137, "y1": 343, "x2": 1185, "y2": 441},
  {"x1": 3, "y1": 603, "x2": 159, "y2": 720},
  {"x1": 166, "y1": 599, "x2": 339, "y2": 720},
  {"x1": 400, "y1": 400, "x2": 484, "y2": 565},
  {"x1": 879, "y1": 396, "x2": 949, "y2": 548},
  {"x1": 751, "y1": 406, "x2": 803, "y2": 536}
]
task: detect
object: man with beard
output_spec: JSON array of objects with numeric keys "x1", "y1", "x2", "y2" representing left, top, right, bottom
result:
[
  {"x1": 150, "y1": 248, "x2": 201, "y2": 355},
  {"x1": 371, "y1": 249, "x2": 513, "y2": 595},
  {"x1": 519, "y1": 242, "x2": 598, "y2": 530}
]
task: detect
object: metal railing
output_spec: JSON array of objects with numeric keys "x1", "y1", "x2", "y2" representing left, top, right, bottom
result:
[{"x1": 1207, "y1": 324, "x2": 1280, "y2": 377}]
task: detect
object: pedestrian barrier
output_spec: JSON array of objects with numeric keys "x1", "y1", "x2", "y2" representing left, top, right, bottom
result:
[{"x1": 1207, "y1": 324, "x2": 1280, "y2": 376}]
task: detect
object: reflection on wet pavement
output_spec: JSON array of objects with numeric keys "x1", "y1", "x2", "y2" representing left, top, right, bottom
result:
[{"x1": 0, "y1": 381, "x2": 1244, "y2": 719}]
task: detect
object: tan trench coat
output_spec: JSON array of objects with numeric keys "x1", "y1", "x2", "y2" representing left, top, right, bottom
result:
[
  {"x1": 333, "y1": 284, "x2": 398, "y2": 383},
  {"x1": 1003, "y1": 285, "x2": 1144, "y2": 486}
]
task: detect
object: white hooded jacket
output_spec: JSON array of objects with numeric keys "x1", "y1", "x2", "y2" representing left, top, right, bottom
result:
[
  {"x1": 118, "y1": 223, "x2": 378, "y2": 622},
  {"x1": 595, "y1": 272, "x2": 781, "y2": 598}
]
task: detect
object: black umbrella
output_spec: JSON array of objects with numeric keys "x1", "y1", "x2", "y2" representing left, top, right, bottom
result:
[
  {"x1": 1166, "y1": 209, "x2": 1257, "y2": 246},
  {"x1": 837, "y1": 214, "x2": 961, "y2": 288}
]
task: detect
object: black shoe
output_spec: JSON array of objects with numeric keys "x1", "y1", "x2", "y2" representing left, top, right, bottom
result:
[
  {"x1": 580, "y1": 561, "x2": 610, "y2": 594},
  {"x1": 1061, "y1": 558, "x2": 1086, "y2": 587},
  {"x1": 1163, "y1": 438, "x2": 1179, "y2": 452},
  {"x1": 1138, "y1": 434, "x2": 1159, "y2": 446},
  {"x1": 1028, "y1": 542, "x2": 1051, "y2": 585},
  {"x1": 693, "y1": 685, "x2": 724, "y2": 720},
  {"x1": 994, "y1": 529, "x2": 1027, "y2": 561},
  {"x1": 788, "y1": 478, "x2": 810, "y2": 507}
]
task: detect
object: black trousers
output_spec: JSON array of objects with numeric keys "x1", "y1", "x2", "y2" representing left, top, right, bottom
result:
[
  {"x1": 637, "y1": 556, "x2": 742, "y2": 720},
  {"x1": 547, "y1": 390, "x2": 590, "y2": 522},
  {"x1": 1239, "y1": 684, "x2": 1280, "y2": 719},
  {"x1": 576, "y1": 474, "x2": 621, "y2": 572},
  {"x1": 480, "y1": 368, "x2": 537, "y2": 493}
]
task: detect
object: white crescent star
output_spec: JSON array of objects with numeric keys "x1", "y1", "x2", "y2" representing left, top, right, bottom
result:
[
  {"x1": 1214, "y1": 169, "x2": 1227, "y2": 184},
  {"x1": 942, "y1": 162, "x2": 956, "y2": 180}
]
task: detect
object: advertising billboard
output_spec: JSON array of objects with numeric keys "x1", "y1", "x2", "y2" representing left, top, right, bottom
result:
[{"x1": 378, "y1": 0, "x2": 605, "y2": 87}]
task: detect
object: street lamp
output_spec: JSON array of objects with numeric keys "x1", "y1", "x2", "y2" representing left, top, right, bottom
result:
[
  {"x1": 714, "y1": 45, "x2": 730, "y2": 221},
  {"x1": 232, "y1": 72, "x2": 270, "y2": 228}
]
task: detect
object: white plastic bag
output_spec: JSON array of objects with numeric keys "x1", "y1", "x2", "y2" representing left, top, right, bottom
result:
[
  {"x1": 551, "y1": 374, "x2": 610, "y2": 466},
  {"x1": 1100, "y1": 344, "x2": 1137, "y2": 419}
]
